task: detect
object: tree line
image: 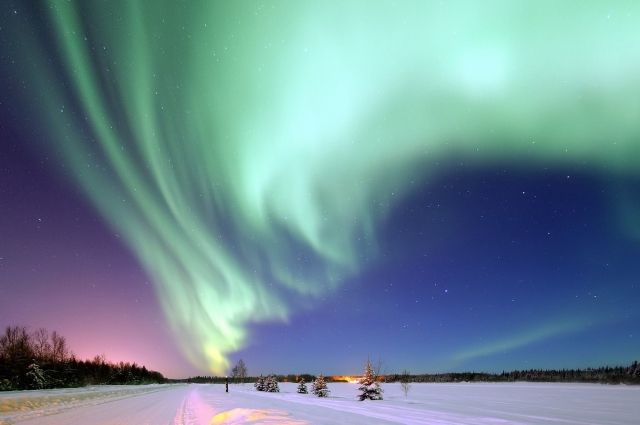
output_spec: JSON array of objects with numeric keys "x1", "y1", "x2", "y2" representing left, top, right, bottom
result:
[
  {"x1": 175, "y1": 373, "x2": 318, "y2": 385},
  {"x1": 385, "y1": 362, "x2": 640, "y2": 385},
  {"x1": 182, "y1": 362, "x2": 640, "y2": 387},
  {"x1": 0, "y1": 326, "x2": 165, "y2": 391}
]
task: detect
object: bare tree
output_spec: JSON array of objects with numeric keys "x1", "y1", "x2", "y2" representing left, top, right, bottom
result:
[
  {"x1": 374, "y1": 357, "x2": 386, "y2": 382},
  {"x1": 32, "y1": 328, "x2": 51, "y2": 360},
  {"x1": 0, "y1": 326, "x2": 32, "y2": 362},
  {"x1": 231, "y1": 359, "x2": 247, "y2": 384},
  {"x1": 51, "y1": 331, "x2": 69, "y2": 362},
  {"x1": 400, "y1": 369, "x2": 411, "y2": 397},
  {"x1": 93, "y1": 354, "x2": 106, "y2": 365}
]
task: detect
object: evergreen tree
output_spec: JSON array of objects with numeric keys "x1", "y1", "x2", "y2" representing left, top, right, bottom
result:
[
  {"x1": 297, "y1": 377, "x2": 308, "y2": 394},
  {"x1": 312, "y1": 374, "x2": 330, "y2": 397},
  {"x1": 26, "y1": 361, "x2": 46, "y2": 389},
  {"x1": 254, "y1": 375, "x2": 266, "y2": 391},
  {"x1": 358, "y1": 359, "x2": 383, "y2": 401},
  {"x1": 265, "y1": 374, "x2": 280, "y2": 392},
  {"x1": 0, "y1": 379, "x2": 12, "y2": 391}
]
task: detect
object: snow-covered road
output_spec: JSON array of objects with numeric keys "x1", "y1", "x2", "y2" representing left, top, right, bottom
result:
[{"x1": 1, "y1": 382, "x2": 638, "y2": 424}]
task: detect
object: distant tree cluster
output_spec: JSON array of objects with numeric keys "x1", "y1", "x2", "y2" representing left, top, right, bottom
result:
[
  {"x1": 254, "y1": 374, "x2": 279, "y2": 392},
  {"x1": 385, "y1": 362, "x2": 640, "y2": 385},
  {"x1": 0, "y1": 326, "x2": 165, "y2": 391},
  {"x1": 178, "y1": 376, "x2": 228, "y2": 384},
  {"x1": 263, "y1": 361, "x2": 385, "y2": 401},
  {"x1": 180, "y1": 373, "x2": 328, "y2": 385},
  {"x1": 253, "y1": 374, "x2": 331, "y2": 398}
]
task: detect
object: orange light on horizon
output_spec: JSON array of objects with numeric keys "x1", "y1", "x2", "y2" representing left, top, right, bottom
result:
[{"x1": 331, "y1": 375, "x2": 360, "y2": 383}]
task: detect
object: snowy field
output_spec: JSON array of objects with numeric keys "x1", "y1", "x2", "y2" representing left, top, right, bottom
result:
[{"x1": 1, "y1": 382, "x2": 638, "y2": 425}]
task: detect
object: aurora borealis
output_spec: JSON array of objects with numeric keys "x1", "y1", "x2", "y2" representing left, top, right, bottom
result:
[{"x1": 1, "y1": 1, "x2": 639, "y2": 377}]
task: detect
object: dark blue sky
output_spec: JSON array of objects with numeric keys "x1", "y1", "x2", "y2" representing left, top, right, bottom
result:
[{"x1": 235, "y1": 165, "x2": 640, "y2": 375}]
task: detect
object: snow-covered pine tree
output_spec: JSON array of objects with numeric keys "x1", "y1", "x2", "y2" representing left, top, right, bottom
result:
[
  {"x1": 265, "y1": 374, "x2": 280, "y2": 392},
  {"x1": 254, "y1": 375, "x2": 266, "y2": 391},
  {"x1": 312, "y1": 374, "x2": 330, "y2": 397},
  {"x1": 26, "y1": 362, "x2": 47, "y2": 389},
  {"x1": 297, "y1": 377, "x2": 308, "y2": 394},
  {"x1": 357, "y1": 359, "x2": 383, "y2": 400}
]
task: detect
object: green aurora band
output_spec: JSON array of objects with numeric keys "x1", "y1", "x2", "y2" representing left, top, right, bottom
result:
[
  {"x1": 453, "y1": 317, "x2": 594, "y2": 364},
  {"x1": 8, "y1": 1, "x2": 640, "y2": 373}
]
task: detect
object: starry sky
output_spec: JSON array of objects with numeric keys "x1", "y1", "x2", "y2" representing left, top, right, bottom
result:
[{"x1": 1, "y1": 1, "x2": 639, "y2": 378}]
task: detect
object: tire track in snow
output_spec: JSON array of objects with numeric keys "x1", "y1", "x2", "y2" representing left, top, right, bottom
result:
[{"x1": 174, "y1": 387, "x2": 216, "y2": 425}]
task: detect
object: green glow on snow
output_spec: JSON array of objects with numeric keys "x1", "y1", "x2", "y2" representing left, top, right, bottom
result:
[{"x1": 8, "y1": 1, "x2": 640, "y2": 373}]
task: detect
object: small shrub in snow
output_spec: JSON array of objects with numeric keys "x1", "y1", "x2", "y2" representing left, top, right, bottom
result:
[
  {"x1": 297, "y1": 378, "x2": 308, "y2": 394},
  {"x1": 254, "y1": 375, "x2": 266, "y2": 391},
  {"x1": 312, "y1": 374, "x2": 330, "y2": 397},
  {"x1": 358, "y1": 359, "x2": 383, "y2": 401},
  {"x1": 265, "y1": 374, "x2": 280, "y2": 392}
]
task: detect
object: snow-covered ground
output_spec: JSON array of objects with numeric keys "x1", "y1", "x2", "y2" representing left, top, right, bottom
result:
[{"x1": 1, "y1": 382, "x2": 638, "y2": 424}]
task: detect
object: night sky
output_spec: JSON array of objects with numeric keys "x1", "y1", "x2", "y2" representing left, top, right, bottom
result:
[{"x1": 1, "y1": 1, "x2": 639, "y2": 378}]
